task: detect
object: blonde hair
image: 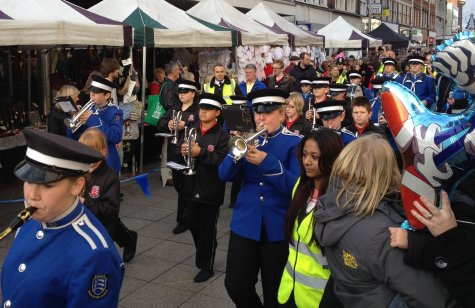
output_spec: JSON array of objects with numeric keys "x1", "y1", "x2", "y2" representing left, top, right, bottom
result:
[
  {"x1": 78, "y1": 128, "x2": 108, "y2": 157},
  {"x1": 286, "y1": 92, "x2": 304, "y2": 114},
  {"x1": 330, "y1": 134, "x2": 401, "y2": 216},
  {"x1": 57, "y1": 85, "x2": 80, "y2": 99}
]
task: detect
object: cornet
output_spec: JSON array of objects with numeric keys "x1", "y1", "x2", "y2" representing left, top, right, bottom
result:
[
  {"x1": 183, "y1": 127, "x2": 197, "y2": 175},
  {"x1": 0, "y1": 207, "x2": 37, "y2": 241},
  {"x1": 171, "y1": 110, "x2": 182, "y2": 145},
  {"x1": 229, "y1": 126, "x2": 268, "y2": 162},
  {"x1": 64, "y1": 100, "x2": 95, "y2": 133}
]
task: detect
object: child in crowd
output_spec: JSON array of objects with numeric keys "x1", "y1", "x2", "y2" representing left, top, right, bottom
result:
[
  {"x1": 299, "y1": 79, "x2": 314, "y2": 107},
  {"x1": 180, "y1": 93, "x2": 230, "y2": 283},
  {"x1": 79, "y1": 128, "x2": 138, "y2": 262},
  {"x1": 345, "y1": 96, "x2": 383, "y2": 137},
  {"x1": 285, "y1": 92, "x2": 312, "y2": 136},
  {"x1": 315, "y1": 100, "x2": 356, "y2": 145}
]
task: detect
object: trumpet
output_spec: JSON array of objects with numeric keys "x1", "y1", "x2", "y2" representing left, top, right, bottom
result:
[
  {"x1": 171, "y1": 110, "x2": 182, "y2": 145},
  {"x1": 0, "y1": 207, "x2": 37, "y2": 241},
  {"x1": 64, "y1": 100, "x2": 95, "y2": 133},
  {"x1": 229, "y1": 126, "x2": 268, "y2": 162},
  {"x1": 183, "y1": 127, "x2": 197, "y2": 175}
]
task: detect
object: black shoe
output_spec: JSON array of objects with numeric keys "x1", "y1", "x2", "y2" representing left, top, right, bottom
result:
[
  {"x1": 123, "y1": 230, "x2": 138, "y2": 262},
  {"x1": 172, "y1": 223, "x2": 188, "y2": 235},
  {"x1": 228, "y1": 202, "x2": 235, "y2": 209},
  {"x1": 193, "y1": 270, "x2": 214, "y2": 282}
]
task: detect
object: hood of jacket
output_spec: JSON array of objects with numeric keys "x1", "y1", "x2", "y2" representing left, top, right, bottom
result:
[{"x1": 315, "y1": 178, "x2": 405, "y2": 247}]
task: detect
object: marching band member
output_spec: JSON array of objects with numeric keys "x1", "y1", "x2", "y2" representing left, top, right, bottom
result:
[
  {"x1": 180, "y1": 93, "x2": 229, "y2": 282},
  {"x1": 315, "y1": 100, "x2": 357, "y2": 146},
  {"x1": 78, "y1": 128, "x2": 137, "y2": 262},
  {"x1": 285, "y1": 92, "x2": 312, "y2": 136},
  {"x1": 157, "y1": 79, "x2": 200, "y2": 235},
  {"x1": 219, "y1": 89, "x2": 301, "y2": 307},
  {"x1": 395, "y1": 55, "x2": 436, "y2": 109},
  {"x1": 303, "y1": 77, "x2": 330, "y2": 126},
  {"x1": 67, "y1": 74, "x2": 123, "y2": 173},
  {"x1": 2, "y1": 129, "x2": 124, "y2": 307}
]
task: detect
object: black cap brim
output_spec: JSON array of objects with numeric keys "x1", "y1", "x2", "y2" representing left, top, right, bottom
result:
[
  {"x1": 14, "y1": 160, "x2": 75, "y2": 184},
  {"x1": 89, "y1": 86, "x2": 110, "y2": 94},
  {"x1": 253, "y1": 104, "x2": 282, "y2": 113},
  {"x1": 320, "y1": 111, "x2": 343, "y2": 120}
]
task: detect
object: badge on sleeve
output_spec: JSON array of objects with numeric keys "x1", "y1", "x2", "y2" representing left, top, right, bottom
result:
[
  {"x1": 88, "y1": 274, "x2": 109, "y2": 299},
  {"x1": 89, "y1": 185, "x2": 100, "y2": 199},
  {"x1": 207, "y1": 145, "x2": 215, "y2": 152}
]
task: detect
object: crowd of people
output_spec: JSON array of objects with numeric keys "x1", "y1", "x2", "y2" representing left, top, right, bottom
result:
[{"x1": 1, "y1": 43, "x2": 474, "y2": 308}]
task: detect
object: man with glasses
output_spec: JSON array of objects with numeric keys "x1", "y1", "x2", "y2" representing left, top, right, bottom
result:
[
  {"x1": 238, "y1": 64, "x2": 267, "y2": 104},
  {"x1": 290, "y1": 52, "x2": 316, "y2": 91},
  {"x1": 267, "y1": 60, "x2": 294, "y2": 93}
]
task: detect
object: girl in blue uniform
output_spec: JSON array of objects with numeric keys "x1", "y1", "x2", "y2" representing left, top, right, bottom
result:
[
  {"x1": 219, "y1": 89, "x2": 301, "y2": 307},
  {"x1": 2, "y1": 129, "x2": 124, "y2": 307}
]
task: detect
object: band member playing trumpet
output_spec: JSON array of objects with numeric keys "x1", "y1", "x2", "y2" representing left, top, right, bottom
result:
[
  {"x1": 2, "y1": 129, "x2": 124, "y2": 307},
  {"x1": 67, "y1": 74, "x2": 123, "y2": 173},
  {"x1": 157, "y1": 79, "x2": 199, "y2": 234},
  {"x1": 180, "y1": 93, "x2": 229, "y2": 282},
  {"x1": 219, "y1": 89, "x2": 301, "y2": 307}
]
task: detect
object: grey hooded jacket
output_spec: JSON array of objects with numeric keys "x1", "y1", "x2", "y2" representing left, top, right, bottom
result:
[{"x1": 314, "y1": 180, "x2": 456, "y2": 308}]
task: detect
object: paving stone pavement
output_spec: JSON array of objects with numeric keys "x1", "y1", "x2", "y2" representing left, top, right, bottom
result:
[{"x1": 0, "y1": 169, "x2": 264, "y2": 307}]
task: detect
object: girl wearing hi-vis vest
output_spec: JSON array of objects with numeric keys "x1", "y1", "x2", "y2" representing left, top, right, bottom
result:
[{"x1": 278, "y1": 128, "x2": 343, "y2": 307}]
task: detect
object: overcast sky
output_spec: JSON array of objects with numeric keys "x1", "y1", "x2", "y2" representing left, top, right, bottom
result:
[{"x1": 464, "y1": 0, "x2": 475, "y2": 23}]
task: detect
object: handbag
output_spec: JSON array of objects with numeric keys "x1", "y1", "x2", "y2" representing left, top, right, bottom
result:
[{"x1": 144, "y1": 94, "x2": 165, "y2": 127}]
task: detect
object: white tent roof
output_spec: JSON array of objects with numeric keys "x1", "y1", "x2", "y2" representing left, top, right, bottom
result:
[
  {"x1": 0, "y1": 0, "x2": 131, "y2": 46},
  {"x1": 246, "y1": 3, "x2": 324, "y2": 47},
  {"x1": 89, "y1": 0, "x2": 232, "y2": 47},
  {"x1": 317, "y1": 16, "x2": 381, "y2": 49},
  {"x1": 187, "y1": 0, "x2": 288, "y2": 46}
]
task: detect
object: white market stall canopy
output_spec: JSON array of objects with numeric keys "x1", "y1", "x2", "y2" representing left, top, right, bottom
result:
[
  {"x1": 187, "y1": 0, "x2": 289, "y2": 46},
  {"x1": 246, "y1": 3, "x2": 324, "y2": 47},
  {"x1": 89, "y1": 0, "x2": 233, "y2": 48},
  {"x1": 0, "y1": 0, "x2": 132, "y2": 46},
  {"x1": 317, "y1": 16, "x2": 381, "y2": 49}
]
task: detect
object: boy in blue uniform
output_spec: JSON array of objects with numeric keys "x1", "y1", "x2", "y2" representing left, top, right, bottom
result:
[
  {"x1": 315, "y1": 100, "x2": 357, "y2": 145},
  {"x1": 369, "y1": 76, "x2": 391, "y2": 124},
  {"x1": 67, "y1": 74, "x2": 124, "y2": 173},
  {"x1": 299, "y1": 79, "x2": 314, "y2": 107},
  {"x1": 2, "y1": 129, "x2": 124, "y2": 307},
  {"x1": 219, "y1": 89, "x2": 301, "y2": 307},
  {"x1": 181, "y1": 93, "x2": 230, "y2": 283},
  {"x1": 395, "y1": 54, "x2": 436, "y2": 109}
]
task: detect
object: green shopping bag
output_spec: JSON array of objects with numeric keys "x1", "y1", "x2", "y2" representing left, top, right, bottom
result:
[{"x1": 144, "y1": 94, "x2": 165, "y2": 127}]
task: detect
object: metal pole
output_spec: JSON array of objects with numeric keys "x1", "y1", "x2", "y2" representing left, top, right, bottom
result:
[
  {"x1": 140, "y1": 44, "x2": 146, "y2": 173},
  {"x1": 27, "y1": 50, "x2": 31, "y2": 113},
  {"x1": 7, "y1": 49, "x2": 13, "y2": 97}
]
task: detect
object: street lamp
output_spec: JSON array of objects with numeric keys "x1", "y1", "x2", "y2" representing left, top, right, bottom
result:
[{"x1": 459, "y1": 0, "x2": 466, "y2": 31}]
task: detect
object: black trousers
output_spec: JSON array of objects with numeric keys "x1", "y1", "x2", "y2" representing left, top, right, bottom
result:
[
  {"x1": 172, "y1": 169, "x2": 193, "y2": 225},
  {"x1": 113, "y1": 218, "x2": 135, "y2": 248},
  {"x1": 230, "y1": 178, "x2": 242, "y2": 205},
  {"x1": 186, "y1": 201, "x2": 220, "y2": 271},
  {"x1": 225, "y1": 230, "x2": 288, "y2": 308}
]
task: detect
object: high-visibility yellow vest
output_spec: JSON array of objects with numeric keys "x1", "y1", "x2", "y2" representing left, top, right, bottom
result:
[
  {"x1": 336, "y1": 73, "x2": 347, "y2": 84},
  {"x1": 278, "y1": 180, "x2": 330, "y2": 307},
  {"x1": 203, "y1": 79, "x2": 237, "y2": 105}
]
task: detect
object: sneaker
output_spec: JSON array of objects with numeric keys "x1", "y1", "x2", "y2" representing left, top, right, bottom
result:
[
  {"x1": 123, "y1": 230, "x2": 138, "y2": 262},
  {"x1": 172, "y1": 223, "x2": 188, "y2": 235},
  {"x1": 193, "y1": 270, "x2": 214, "y2": 283}
]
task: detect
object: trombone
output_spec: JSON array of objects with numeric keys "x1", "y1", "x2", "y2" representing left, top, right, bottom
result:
[
  {"x1": 170, "y1": 110, "x2": 182, "y2": 145},
  {"x1": 183, "y1": 127, "x2": 197, "y2": 175},
  {"x1": 64, "y1": 100, "x2": 95, "y2": 133},
  {"x1": 229, "y1": 126, "x2": 268, "y2": 162},
  {"x1": 0, "y1": 207, "x2": 37, "y2": 241}
]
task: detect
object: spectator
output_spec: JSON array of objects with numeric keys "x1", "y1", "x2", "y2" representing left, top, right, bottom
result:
[{"x1": 290, "y1": 52, "x2": 317, "y2": 91}]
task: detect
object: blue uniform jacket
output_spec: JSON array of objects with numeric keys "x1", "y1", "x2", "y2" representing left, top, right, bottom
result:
[
  {"x1": 1, "y1": 201, "x2": 124, "y2": 307},
  {"x1": 370, "y1": 95, "x2": 381, "y2": 124},
  {"x1": 218, "y1": 126, "x2": 301, "y2": 242},
  {"x1": 68, "y1": 103, "x2": 123, "y2": 172},
  {"x1": 395, "y1": 73, "x2": 436, "y2": 108},
  {"x1": 338, "y1": 127, "x2": 357, "y2": 145}
]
